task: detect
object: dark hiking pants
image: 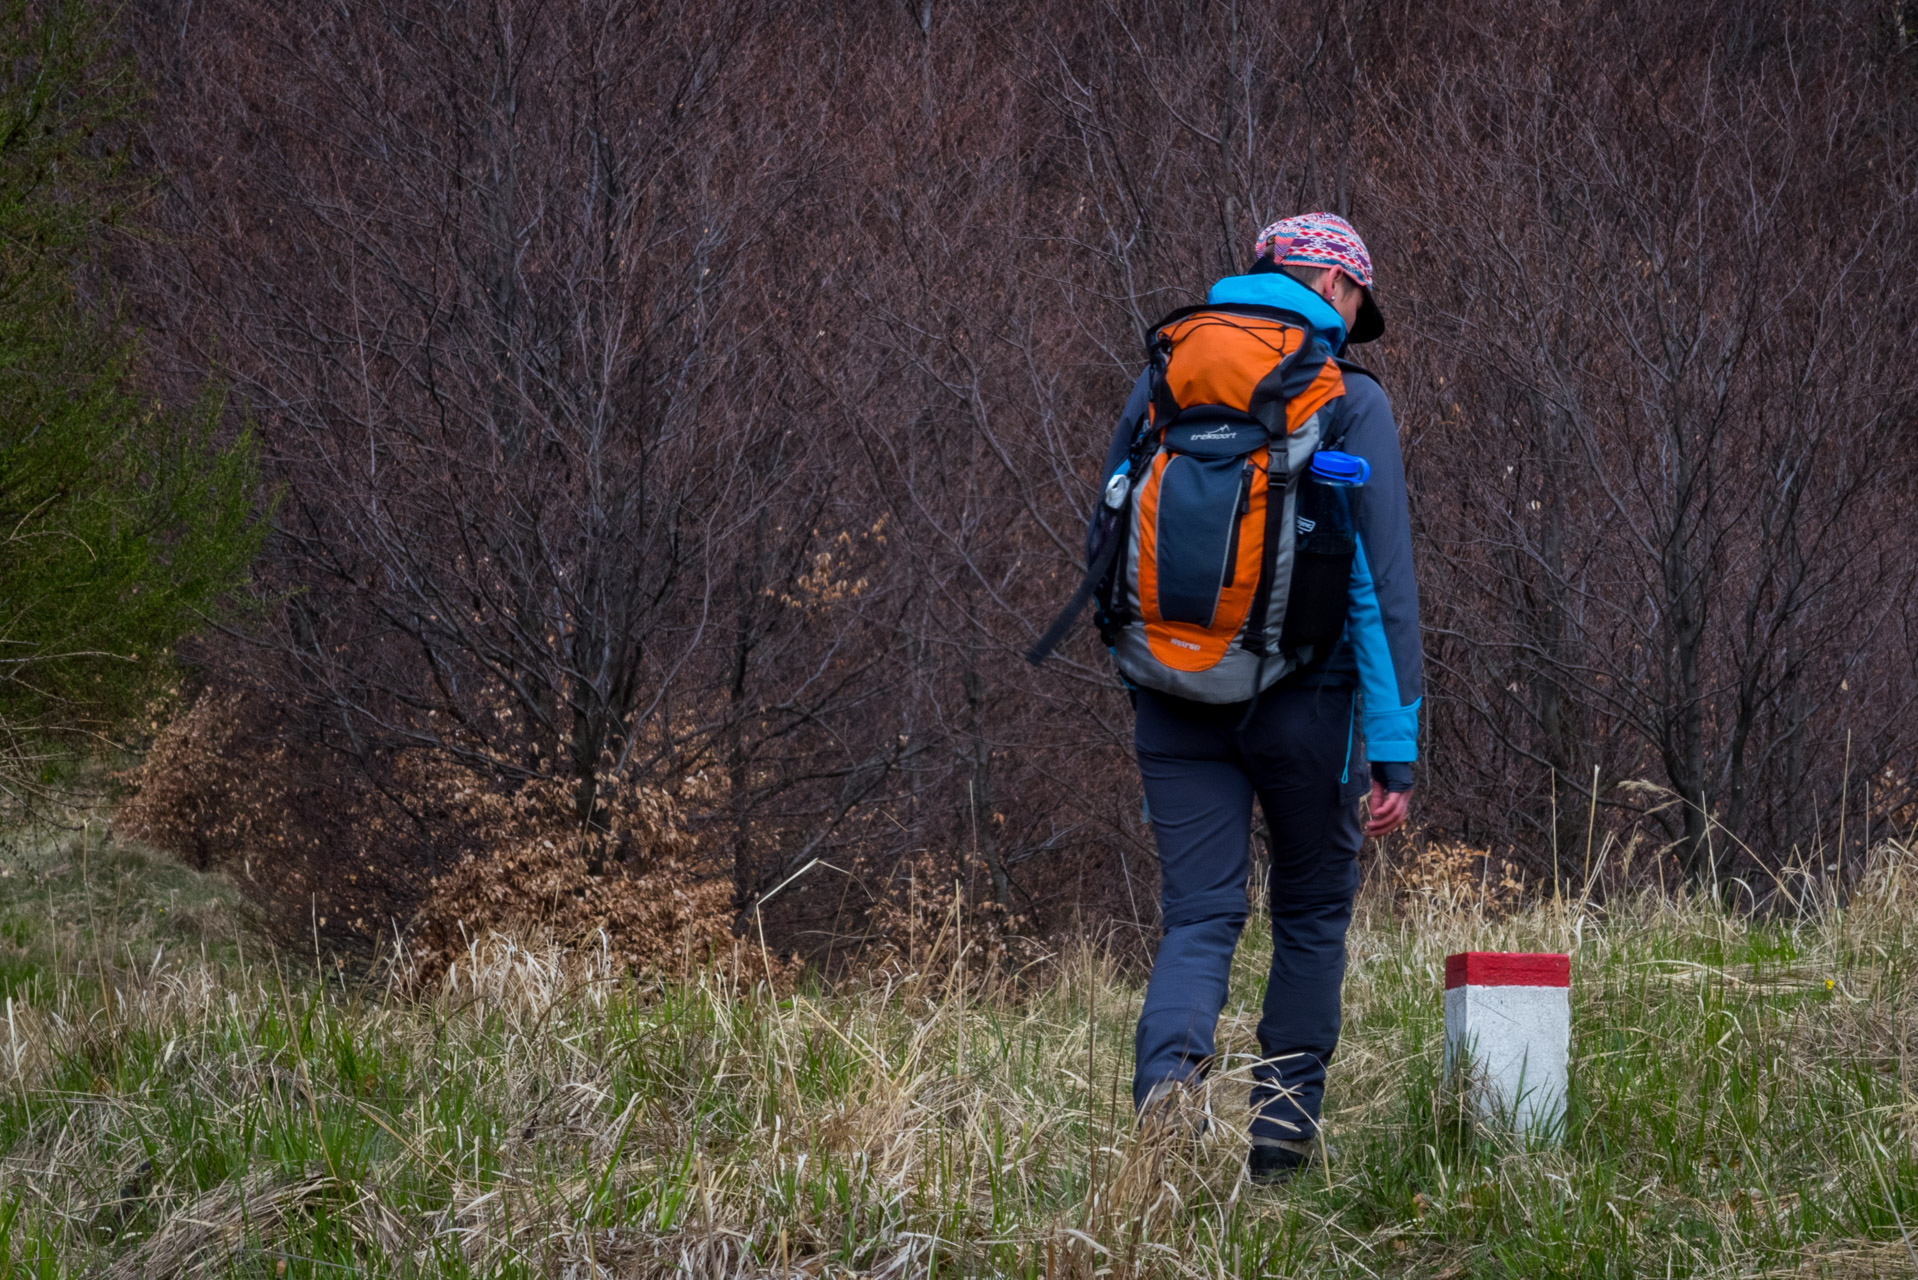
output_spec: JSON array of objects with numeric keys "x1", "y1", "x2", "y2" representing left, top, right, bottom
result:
[{"x1": 1131, "y1": 683, "x2": 1366, "y2": 1144}]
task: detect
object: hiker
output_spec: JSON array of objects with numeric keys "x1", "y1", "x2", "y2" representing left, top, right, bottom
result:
[{"x1": 1031, "y1": 213, "x2": 1420, "y2": 1184}]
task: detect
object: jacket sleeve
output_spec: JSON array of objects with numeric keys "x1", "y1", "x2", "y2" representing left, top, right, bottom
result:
[
  {"x1": 1088, "y1": 370, "x2": 1152, "y2": 561},
  {"x1": 1335, "y1": 375, "x2": 1423, "y2": 763}
]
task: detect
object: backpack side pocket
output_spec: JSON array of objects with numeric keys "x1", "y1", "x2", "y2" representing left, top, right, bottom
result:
[{"x1": 1279, "y1": 474, "x2": 1356, "y2": 653}]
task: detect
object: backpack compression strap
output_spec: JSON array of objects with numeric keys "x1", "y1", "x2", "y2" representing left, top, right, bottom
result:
[
  {"x1": 1024, "y1": 500, "x2": 1129, "y2": 666},
  {"x1": 1027, "y1": 373, "x2": 1175, "y2": 667}
]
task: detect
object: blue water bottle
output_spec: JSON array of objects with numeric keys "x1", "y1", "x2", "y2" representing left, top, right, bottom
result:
[{"x1": 1284, "y1": 450, "x2": 1367, "y2": 653}]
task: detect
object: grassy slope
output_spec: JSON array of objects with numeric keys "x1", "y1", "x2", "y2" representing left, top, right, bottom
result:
[{"x1": 0, "y1": 827, "x2": 1914, "y2": 1278}]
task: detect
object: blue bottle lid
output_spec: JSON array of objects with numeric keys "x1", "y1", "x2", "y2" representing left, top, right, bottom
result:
[{"x1": 1309, "y1": 450, "x2": 1370, "y2": 486}]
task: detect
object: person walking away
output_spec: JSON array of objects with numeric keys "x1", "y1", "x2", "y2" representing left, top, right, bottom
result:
[{"x1": 1031, "y1": 212, "x2": 1420, "y2": 1185}]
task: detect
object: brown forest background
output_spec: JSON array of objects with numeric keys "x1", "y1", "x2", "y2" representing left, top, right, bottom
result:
[{"x1": 111, "y1": 0, "x2": 1918, "y2": 965}]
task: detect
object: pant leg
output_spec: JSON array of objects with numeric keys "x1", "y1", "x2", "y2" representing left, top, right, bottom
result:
[
  {"x1": 1239, "y1": 686, "x2": 1365, "y2": 1142},
  {"x1": 1132, "y1": 690, "x2": 1254, "y2": 1110}
]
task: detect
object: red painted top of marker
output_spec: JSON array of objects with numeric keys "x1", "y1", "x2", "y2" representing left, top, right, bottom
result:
[{"x1": 1444, "y1": 952, "x2": 1570, "y2": 989}]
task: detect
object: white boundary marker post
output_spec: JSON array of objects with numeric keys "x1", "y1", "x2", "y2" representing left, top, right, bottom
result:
[{"x1": 1442, "y1": 951, "x2": 1570, "y2": 1139}]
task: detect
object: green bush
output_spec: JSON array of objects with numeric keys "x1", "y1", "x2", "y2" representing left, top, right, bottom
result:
[{"x1": 0, "y1": 0, "x2": 260, "y2": 794}]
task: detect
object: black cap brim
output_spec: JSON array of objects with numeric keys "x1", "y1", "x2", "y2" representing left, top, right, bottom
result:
[{"x1": 1349, "y1": 288, "x2": 1384, "y2": 345}]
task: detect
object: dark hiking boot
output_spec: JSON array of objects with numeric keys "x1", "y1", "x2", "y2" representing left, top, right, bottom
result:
[{"x1": 1247, "y1": 1137, "x2": 1334, "y2": 1186}]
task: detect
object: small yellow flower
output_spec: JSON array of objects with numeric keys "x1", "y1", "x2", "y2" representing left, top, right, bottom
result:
[{"x1": 1825, "y1": 978, "x2": 1836, "y2": 991}]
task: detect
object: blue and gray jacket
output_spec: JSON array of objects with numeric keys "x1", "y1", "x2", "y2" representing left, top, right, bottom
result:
[{"x1": 1094, "y1": 270, "x2": 1422, "y2": 786}]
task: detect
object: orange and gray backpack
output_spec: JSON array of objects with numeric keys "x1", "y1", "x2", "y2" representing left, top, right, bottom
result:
[{"x1": 1029, "y1": 303, "x2": 1369, "y2": 703}]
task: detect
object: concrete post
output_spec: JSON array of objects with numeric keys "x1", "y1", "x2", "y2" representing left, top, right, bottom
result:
[{"x1": 1442, "y1": 951, "x2": 1570, "y2": 1138}]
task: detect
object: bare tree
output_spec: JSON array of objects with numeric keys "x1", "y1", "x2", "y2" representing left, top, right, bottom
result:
[
  {"x1": 1374, "y1": 0, "x2": 1918, "y2": 883},
  {"x1": 118, "y1": 0, "x2": 1918, "y2": 953}
]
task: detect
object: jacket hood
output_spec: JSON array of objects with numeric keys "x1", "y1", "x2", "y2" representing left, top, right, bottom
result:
[{"x1": 1204, "y1": 271, "x2": 1348, "y2": 353}]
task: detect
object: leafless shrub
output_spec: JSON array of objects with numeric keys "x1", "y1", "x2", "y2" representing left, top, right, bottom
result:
[
  {"x1": 406, "y1": 768, "x2": 754, "y2": 987},
  {"x1": 114, "y1": 0, "x2": 1918, "y2": 952}
]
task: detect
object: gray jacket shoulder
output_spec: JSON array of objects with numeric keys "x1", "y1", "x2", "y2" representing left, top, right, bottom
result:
[{"x1": 1328, "y1": 367, "x2": 1394, "y2": 449}]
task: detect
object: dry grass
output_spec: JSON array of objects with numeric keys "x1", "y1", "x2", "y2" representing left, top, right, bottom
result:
[{"x1": 0, "y1": 824, "x2": 1915, "y2": 1277}]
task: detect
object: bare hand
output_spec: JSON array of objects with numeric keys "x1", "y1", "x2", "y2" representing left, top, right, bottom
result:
[{"x1": 1365, "y1": 781, "x2": 1412, "y2": 838}]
